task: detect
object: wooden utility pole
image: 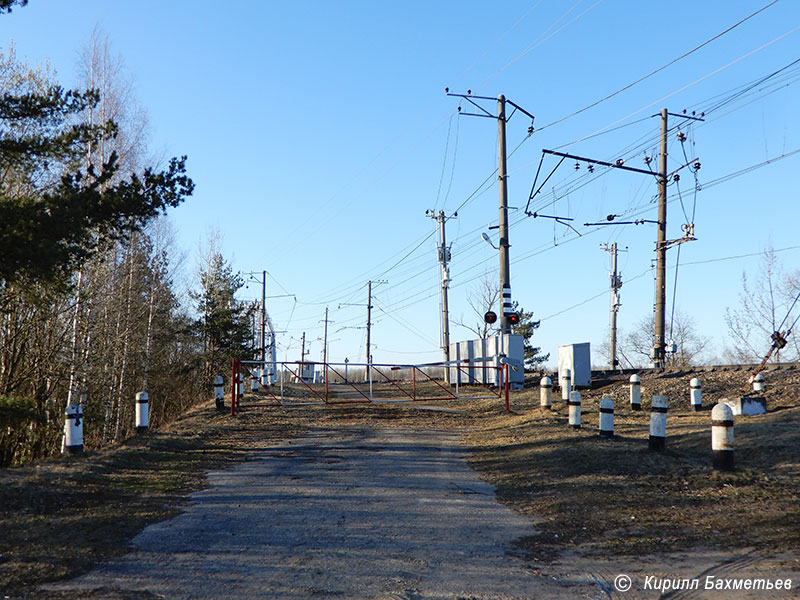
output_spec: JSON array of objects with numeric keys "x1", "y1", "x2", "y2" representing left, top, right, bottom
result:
[
  {"x1": 429, "y1": 210, "x2": 452, "y2": 381},
  {"x1": 542, "y1": 109, "x2": 701, "y2": 369},
  {"x1": 446, "y1": 92, "x2": 534, "y2": 335},
  {"x1": 260, "y1": 270, "x2": 267, "y2": 368},
  {"x1": 364, "y1": 279, "x2": 387, "y2": 366},
  {"x1": 603, "y1": 243, "x2": 623, "y2": 370},
  {"x1": 497, "y1": 95, "x2": 512, "y2": 335},
  {"x1": 365, "y1": 280, "x2": 372, "y2": 365},
  {"x1": 654, "y1": 109, "x2": 668, "y2": 368},
  {"x1": 322, "y1": 306, "x2": 329, "y2": 378}
]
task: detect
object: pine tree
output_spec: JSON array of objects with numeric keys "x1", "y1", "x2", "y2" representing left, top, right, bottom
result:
[
  {"x1": 191, "y1": 252, "x2": 255, "y2": 379},
  {"x1": 511, "y1": 305, "x2": 549, "y2": 371},
  {"x1": 0, "y1": 44, "x2": 193, "y2": 285}
]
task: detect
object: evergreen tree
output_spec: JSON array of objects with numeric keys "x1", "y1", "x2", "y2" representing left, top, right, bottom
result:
[
  {"x1": 0, "y1": 44, "x2": 193, "y2": 285},
  {"x1": 511, "y1": 304, "x2": 549, "y2": 371},
  {"x1": 0, "y1": 0, "x2": 27, "y2": 14},
  {"x1": 191, "y1": 252, "x2": 255, "y2": 378}
]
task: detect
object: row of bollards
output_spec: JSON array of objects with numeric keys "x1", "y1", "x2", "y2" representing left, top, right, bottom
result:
[
  {"x1": 66, "y1": 369, "x2": 253, "y2": 454},
  {"x1": 64, "y1": 368, "x2": 241, "y2": 455},
  {"x1": 63, "y1": 390, "x2": 150, "y2": 455},
  {"x1": 539, "y1": 375, "x2": 742, "y2": 471},
  {"x1": 551, "y1": 373, "x2": 763, "y2": 413},
  {"x1": 63, "y1": 369, "x2": 250, "y2": 455}
]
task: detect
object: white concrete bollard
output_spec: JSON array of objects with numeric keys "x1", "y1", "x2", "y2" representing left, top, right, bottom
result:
[
  {"x1": 251, "y1": 372, "x2": 259, "y2": 391},
  {"x1": 540, "y1": 376, "x2": 552, "y2": 409},
  {"x1": 214, "y1": 375, "x2": 225, "y2": 410},
  {"x1": 261, "y1": 368, "x2": 269, "y2": 386},
  {"x1": 690, "y1": 378, "x2": 702, "y2": 412},
  {"x1": 599, "y1": 398, "x2": 614, "y2": 438},
  {"x1": 629, "y1": 374, "x2": 641, "y2": 410},
  {"x1": 63, "y1": 404, "x2": 83, "y2": 454},
  {"x1": 135, "y1": 391, "x2": 149, "y2": 433},
  {"x1": 568, "y1": 390, "x2": 581, "y2": 429},
  {"x1": 711, "y1": 403, "x2": 734, "y2": 471},
  {"x1": 561, "y1": 369, "x2": 572, "y2": 401},
  {"x1": 752, "y1": 373, "x2": 765, "y2": 392},
  {"x1": 649, "y1": 395, "x2": 668, "y2": 451},
  {"x1": 237, "y1": 372, "x2": 244, "y2": 399}
]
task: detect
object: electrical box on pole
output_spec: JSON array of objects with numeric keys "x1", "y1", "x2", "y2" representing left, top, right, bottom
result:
[
  {"x1": 427, "y1": 209, "x2": 454, "y2": 382},
  {"x1": 603, "y1": 243, "x2": 625, "y2": 370},
  {"x1": 366, "y1": 281, "x2": 372, "y2": 366}
]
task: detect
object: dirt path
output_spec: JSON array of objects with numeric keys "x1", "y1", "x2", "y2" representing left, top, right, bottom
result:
[{"x1": 42, "y1": 426, "x2": 797, "y2": 600}]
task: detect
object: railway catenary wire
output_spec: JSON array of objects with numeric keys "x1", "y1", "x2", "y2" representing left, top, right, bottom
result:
[
  {"x1": 307, "y1": 142, "x2": 800, "y2": 339},
  {"x1": 288, "y1": 20, "x2": 799, "y2": 318},
  {"x1": 278, "y1": 32, "x2": 800, "y2": 340},
  {"x1": 534, "y1": 0, "x2": 783, "y2": 134},
  {"x1": 280, "y1": 136, "x2": 800, "y2": 341}
]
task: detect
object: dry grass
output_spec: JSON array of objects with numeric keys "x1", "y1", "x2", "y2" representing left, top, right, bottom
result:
[
  {"x1": 467, "y1": 368, "x2": 800, "y2": 561},
  {"x1": 1, "y1": 368, "x2": 798, "y2": 597},
  {"x1": 0, "y1": 399, "x2": 474, "y2": 598}
]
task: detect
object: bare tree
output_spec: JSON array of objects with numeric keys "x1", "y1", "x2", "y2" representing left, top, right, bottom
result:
[
  {"x1": 622, "y1": 308, "x2": 710, "y2": 368},
  {"x1": 724, "y1": 247, "x2": 799, "y2": 363},
  {"x1": 454, "y1": 272, "x2": 500, "y2": 339},
  {"x1": 77, "y1": 25, "x2": 150, "y2": 178}
]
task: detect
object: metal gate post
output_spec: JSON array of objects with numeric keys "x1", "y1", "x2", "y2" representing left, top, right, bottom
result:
[
  {"x1": 504, "y1": 363, "x2": 510, "y2": 412},
  {"x1": 369, "y1": 359, "x2": 374, "y2": 402}
]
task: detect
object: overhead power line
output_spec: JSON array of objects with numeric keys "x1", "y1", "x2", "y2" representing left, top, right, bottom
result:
[
  {"x1": 496, "y1": 0, "x2": 607, "y2": 76},
  {"x1": 537, "y1": 0, "x2": 782, "y2": 133},
  {"x1": 556, "y1": 22, "x2": 800, "y2": 151}
]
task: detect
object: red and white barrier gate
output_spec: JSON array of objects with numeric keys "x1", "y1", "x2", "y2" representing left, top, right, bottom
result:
[{"x1": 230, "y1": 358, "x2": 510, "y2": 415}]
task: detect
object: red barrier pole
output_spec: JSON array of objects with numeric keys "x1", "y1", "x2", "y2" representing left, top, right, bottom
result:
[{"x1": 504, "y1": 363, "x2": 510, "y2": 412}]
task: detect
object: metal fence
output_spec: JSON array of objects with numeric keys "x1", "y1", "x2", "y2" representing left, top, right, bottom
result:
[{"x1": 229, "y1": 358, "x2": 510, "y2": 414}]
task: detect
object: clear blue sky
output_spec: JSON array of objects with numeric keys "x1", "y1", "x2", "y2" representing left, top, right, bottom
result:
[{"x1": 5, "y1": 1, "x2": 800, "y2": 368}]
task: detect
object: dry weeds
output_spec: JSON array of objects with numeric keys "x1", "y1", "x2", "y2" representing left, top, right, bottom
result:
[{"x1": 1, "y1": 367, "x2": 798, "y2": 598}]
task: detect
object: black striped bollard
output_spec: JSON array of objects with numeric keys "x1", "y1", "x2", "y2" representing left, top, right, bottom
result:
[
  {"x1": 540, "y1": 376, "x2": 552, "y2": 409},
  {"x1": 690, "y1": 377, "x2": 702, "y2": 411},
  {"x1": 712, "y1": 403, "x2": 734, "y2": 471},
  {"x1": 649, "y1": 395, "x2": 668, "y2": 451},
  {"x1": 63, "y1": 403, "x2": 84, "y2": 454},
  {"x1": 561, "y1": 369, "x2": 572, "y2": 401},
  {"x1": 214, "y1": 375, "x2": 225, "y2": 410},
  {"x1": 752, "y1": 373, "x2": 765, "y2": 392},
  {"x1": 135, "y1": 391, "x2": 149, "y2": 433},
  {"x1": 629, "y1": 374, "x2": 641, "y2": 410},
  {"x1": 568, "y1": 390, "x2": 581, "y2": 429},
  {"x1": 599, "y1": 398, "x2": 614, "y2": 438},
  {"x1": 251, "y1": 371, "x2": 259, "y2": 391}
]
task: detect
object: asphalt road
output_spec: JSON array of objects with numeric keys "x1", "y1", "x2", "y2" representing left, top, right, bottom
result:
[
  {"x1": 45, "y1": 427, "x2": 610, "y2": 599},
  {"x1": 43, "y1": 425, "x2": 800, "y2": 600}
]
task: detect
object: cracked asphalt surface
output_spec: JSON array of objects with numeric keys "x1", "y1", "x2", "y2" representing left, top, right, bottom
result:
[{"x1": 46, "y1": 427, "x2": 597, "y2": 599}]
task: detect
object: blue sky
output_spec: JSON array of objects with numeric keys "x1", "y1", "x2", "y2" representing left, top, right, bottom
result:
[{"x1": 5, "y1": 1, "x2": 800, "y2": 368}]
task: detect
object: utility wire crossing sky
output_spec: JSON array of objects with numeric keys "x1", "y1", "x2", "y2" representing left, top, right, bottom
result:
[{"x1": 5, "y1": 0, "x2": 799, "y2": 367}]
